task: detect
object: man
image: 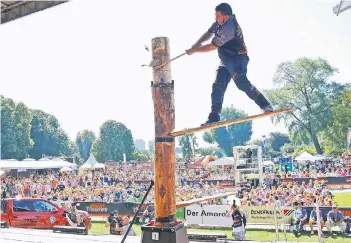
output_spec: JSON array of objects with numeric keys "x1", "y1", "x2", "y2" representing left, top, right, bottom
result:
[
  {"x1": 105, "y1": 210, "x2": 123, "y2": 235},
  {"x1": 326, "y1": 206, "x2": 347, "y2": 236},
  {"x1": 186, "y1": 3, "x2": 273, "y2": 125},
  {"x1": 293, "y1": 202, "x2": 308, "y2": 236},
  {"x1": 115, "y1": 216, "x2": 136, "y2": 236},
  {"x1": 309, "y1": 205, "x2": 324, "y2": 235}
]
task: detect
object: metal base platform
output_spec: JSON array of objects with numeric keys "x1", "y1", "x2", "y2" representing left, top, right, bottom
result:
[{"x1": 140, "y1": 221, "x2": 189, "y2": 243}]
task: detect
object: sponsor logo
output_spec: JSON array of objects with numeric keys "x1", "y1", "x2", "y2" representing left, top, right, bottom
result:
[
  {"x1": 86, "y1": 203, "x2": 108, "y2": 213},
  {"x1": 283, "y1": 209, "x2": 294, "y2": 216},
  {"x1": 49, "y1": 216, "x2": 56, "y2": 224}
]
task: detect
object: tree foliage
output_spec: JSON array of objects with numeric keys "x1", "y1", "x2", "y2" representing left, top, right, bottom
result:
[
  {"x1": 92, "y1": 120, "x2": 135, "y2": 162},
  {"x1": 178, "y1": 134, "x2": 198, "y2": 162},
  {"x1": 264, "y1": 57, "x2": 345, "y2": 154},
  {"x1": 197, "y1": 146, "x2": 225, "y2": 158},
  {"x1": 76, "y1": 130, "x2": 96, "y2": 161},
  {"x1": 268, "y1": 132, "x2": 291, "y2": 152},
  {"x1": 1, "y1": 96, "x2": 33, "y2": 160},
  {"x1": 203, "y1": 106, "x2": 252, "y2": 156},
  {"x1": 323, "y1": 89, "x2": 351, "y2": 155},
  {"x1": 29, "y1": 109, "x2": 73, "y2": 159}
]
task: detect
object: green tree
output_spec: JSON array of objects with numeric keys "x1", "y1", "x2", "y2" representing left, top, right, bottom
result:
[
  {"x1": 197, "y1": 146, "x2": 225, "y2": 158},
  {"x1": 148, "y1": 140, "x2": 155, "y2": 153},
  {"x1": 323, "y1": 89, "x2": 351, "y2": 154},
  {"x1": 0, "y1": 96, "x2": 33, "y2": 160},
  {"x1": 29, "y1": 109, "x2": 72, "y2": 159},
  {"x1": 92, "y1": 120, "x2": 135, "y2": 162},
  {"x1": 264, "y1": 57, "x2": 345, "y2": 154},
  {"x1": 280, "y1": 143, "x2": 295, "y2": 155},
  {"x1": 76, "y1": 130, "x2": 96, "y2": 161},
  {"x1": 203, "y1": 106, "x2": 252, "y2": 156},
  {"x1": 178, "y1": 134, "x2": 198, "y2": 162},
  {"x1": 268, "y1": 132, "x2": 290, "y2": 152},
  {"x1": 132, "y1": 149, "x2": 153, "y2": 161}
]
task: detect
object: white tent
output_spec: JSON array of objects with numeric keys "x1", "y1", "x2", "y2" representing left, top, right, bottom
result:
[
  {"x1": 80, "y1": 153, "x2": 105, "y2": 169},
  {"x1": 208, "y1": 157, "x2": 235, "y2": 166},
  {"x1": 0, "y1": 170, "x2": 4, "y2": 176},
  {"x1": 0, "y1": 158, "x2": 76, "y2": 169},
  {"x1": 295, "y1": 152, "x2": 318, "y2": 162},
  {"x1": 263, "y1": 160, "x2": 274, "y2": 166},
  {"x1": 60, "y1": 167, "x2": 72, "y2": 172}
]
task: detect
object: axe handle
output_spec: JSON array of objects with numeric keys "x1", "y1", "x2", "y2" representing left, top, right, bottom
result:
[{"x1": 155, "y1": 52, "x2": 186, "y2": 70}]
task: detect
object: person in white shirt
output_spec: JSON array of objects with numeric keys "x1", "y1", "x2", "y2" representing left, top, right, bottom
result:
[{"x1": 115, "y1": 216, "x2": 136, "y2": 236}]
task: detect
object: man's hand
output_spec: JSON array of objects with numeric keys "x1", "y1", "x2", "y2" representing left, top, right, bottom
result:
[{"x1": 186, "y1": 48, "x2": 197, "y2": 55}]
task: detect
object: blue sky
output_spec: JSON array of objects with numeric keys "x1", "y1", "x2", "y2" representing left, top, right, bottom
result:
[{"x1": 1, "y1": 0, "x2": 350, "y2": 148}]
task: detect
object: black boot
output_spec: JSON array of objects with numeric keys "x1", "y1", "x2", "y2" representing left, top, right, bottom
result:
[{"x1": 201, "y1": 112, "x2": 220, "y2": 126}]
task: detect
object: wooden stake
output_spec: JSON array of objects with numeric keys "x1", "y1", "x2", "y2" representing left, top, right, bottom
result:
[{"x1": 151, "y1": 37, "x2": 176, "y2": 224}]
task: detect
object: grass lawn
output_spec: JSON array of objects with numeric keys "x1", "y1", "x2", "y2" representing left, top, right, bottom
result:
[
  {"x1": 332, "y1": 191, "x2": 351, "y2": 207},
  {"x1": 90, "y1": 222, "x2": 349, "y2": 242}
]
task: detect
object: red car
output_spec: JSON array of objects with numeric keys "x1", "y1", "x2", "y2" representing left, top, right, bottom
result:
[{"x1": 1, "y1": 198, "x2": 91, "y2": 229}]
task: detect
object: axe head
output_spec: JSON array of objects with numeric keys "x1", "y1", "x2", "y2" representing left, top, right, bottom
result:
[{"x1": 148, "y1": 59, "x2": 160, "y2": 68}]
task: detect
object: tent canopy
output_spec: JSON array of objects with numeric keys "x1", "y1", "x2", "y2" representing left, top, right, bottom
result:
[
  {"x1": 209, "y1": 157, "x2": 235, "y2": 166},
  {"x1": 80, "y1": 153, "x2": 105, "y2": 169},
  {"x1": 0, "y1": 158, "x2": 76, "y2": 169},
  {"x1": 295, "y1": 152, "x2": 319, "y2": 162},
  {"x1": 263, "y1": 160, "x2": 274, "y2": 166}
]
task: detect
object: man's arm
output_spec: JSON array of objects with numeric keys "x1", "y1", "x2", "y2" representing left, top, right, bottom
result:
[
  {"x1": 302, "y1": 210, "x2": 308, "y2": 221},
  {"x1": 192, "y1": 31, "x2": 213, "y2": 49},
  {"x1": 187, "y1": 44, "x2": 217, "y2": 55},
  {"x1": 336, "y1": 212, "x2": 344, "y2": 224},
  {"x1": 187, "y1": 22, "x2": 234, "y2": 55}
]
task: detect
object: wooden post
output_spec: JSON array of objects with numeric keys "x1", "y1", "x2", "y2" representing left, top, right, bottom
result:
[{"x1": 151, "y1": 37, "x2": 176, "y2": 224}]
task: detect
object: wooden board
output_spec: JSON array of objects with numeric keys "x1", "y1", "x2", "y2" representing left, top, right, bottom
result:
[
  {"x1": 176, "y1": 192, "x2": 235, "y2": 209},
  {"x1": 169, "y1": 108, "x2": 293, "y2": 137}
]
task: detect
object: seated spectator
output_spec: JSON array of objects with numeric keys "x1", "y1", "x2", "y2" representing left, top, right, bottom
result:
[
  {"x1": 326, "y1": 206, "x2": 347, "y2": 236},
  {"x1": 293, "y1": 202, "x2": 308, "y2": 236},
  {"x1": 309, "y1": 205, "x2": 324, "y2": 235}
]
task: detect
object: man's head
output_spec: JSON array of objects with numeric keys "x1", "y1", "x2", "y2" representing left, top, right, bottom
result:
[
  {"x1": 332, "y1": 206, "x2": 338, "y2": 212},
  {"x1": 297, "y1": 202, "x2": 303, "y2": 208},
  {"x1": 215, "y1": 3, "x2": 232, "y2": 25}
]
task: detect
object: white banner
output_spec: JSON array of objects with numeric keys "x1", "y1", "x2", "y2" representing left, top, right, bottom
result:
[
  {"x1": 185, "y1": 204, "x2": 232, "y2": 226},
  {"x1": 185, "y1": 204, "x2": 294, "y2": 225}
]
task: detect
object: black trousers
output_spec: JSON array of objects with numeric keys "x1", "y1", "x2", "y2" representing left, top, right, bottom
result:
[{"x1": 211, "y1": 54, "x2": 270, "y2": 114}]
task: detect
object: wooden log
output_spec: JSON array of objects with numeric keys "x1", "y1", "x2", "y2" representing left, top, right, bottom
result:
[
  {"x1": 151, "y1": 37, "x2": 176, "y2": 224},
  {"x1": 175, "y1": 192, "x2": 235, "y2": 209},
  {"x1": 169, "y1": 108, "x2": 293, "y2": 137}
]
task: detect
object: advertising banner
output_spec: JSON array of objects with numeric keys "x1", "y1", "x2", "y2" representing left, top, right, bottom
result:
[{"x1": 185, "y1": 205, "x2": 294, "y2": 226}]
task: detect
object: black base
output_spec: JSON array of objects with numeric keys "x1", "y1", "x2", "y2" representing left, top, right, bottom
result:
[
  {"x1": 53, "y1": 225, "x2": 88, "y2": 235},
  {"x1": 188, "y1": 232, "x2": 227, "y2": 241},
  {"x1": 141, "y1": 221, "x2": 189, "y2": 243},
  {"x1": 1, "y1": 221, "x2": 9, "y2": 228}
]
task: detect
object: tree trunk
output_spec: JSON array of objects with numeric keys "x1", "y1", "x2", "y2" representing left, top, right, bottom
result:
[{"x1": 307, "y1": 126, "x2": 323, "y2": 154}]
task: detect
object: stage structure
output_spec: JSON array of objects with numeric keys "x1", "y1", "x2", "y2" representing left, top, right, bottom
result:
[
  {"x1": 333, "y1": 0, "x2": 351, "y2": 15},
  {"x1": 233, "y1": 145, "x2": 263, "y2": 185}
]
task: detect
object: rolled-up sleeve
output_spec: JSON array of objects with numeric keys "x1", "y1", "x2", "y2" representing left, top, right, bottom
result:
[
  {"x1": 208, "y1": 22, "x2": 217, "y2": 33},
  {"x1": 211, "y1": 24, "x2": 235, "y2": 47}
]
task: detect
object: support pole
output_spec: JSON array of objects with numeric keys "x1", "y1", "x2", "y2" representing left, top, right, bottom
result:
[{"x1": 141, "y1": 36, "x2": 188, "y2": 243}]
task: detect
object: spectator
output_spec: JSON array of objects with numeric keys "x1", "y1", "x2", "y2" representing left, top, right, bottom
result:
[
  {"x1": 326, "y1": 206, "x2": 347, "y2": 236},
  {"x1": 309, "y1": 205, "x2": 324, "y2": 235},
  {"x1": 293, "y1": 202, "x2": 308, "y2": 236}
]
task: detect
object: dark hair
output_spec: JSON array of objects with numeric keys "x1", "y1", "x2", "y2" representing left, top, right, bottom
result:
[{"x1": 215, "y1": 3, "x2": 233, "y2": 16}]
